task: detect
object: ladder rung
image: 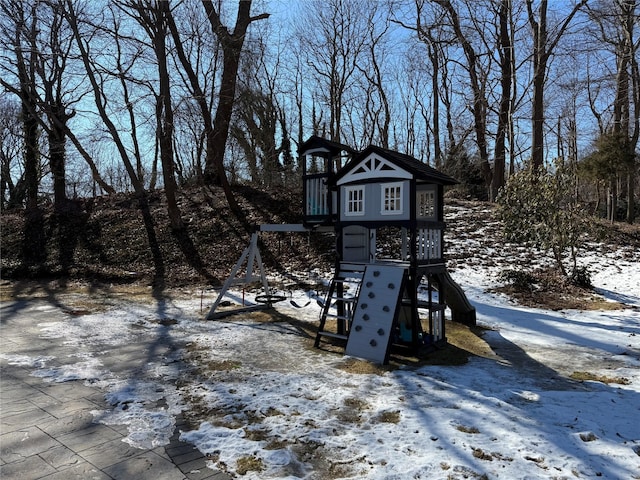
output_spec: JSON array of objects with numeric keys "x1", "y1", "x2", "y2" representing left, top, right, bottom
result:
[
  {"x1": 325, "y1": 313, "x2": 351, "y2": 320},
  {"x1": 333, "y1": 278, "x2": 362, "y2": 284},
  {"x1": 418, "y1": 302, "x2": 446, "y2": 310},
  {"x1": 332, "y1": 296, "x2": 355, "y2": 302},
  {"x1": 318, "y1": 332, "x2": 348, "y2": 340},
  {"x1": 333, "y1": 277, "x2": 363, "y2": 283}
]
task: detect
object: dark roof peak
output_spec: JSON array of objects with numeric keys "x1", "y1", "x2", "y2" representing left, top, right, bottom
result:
[
  {"x1": 298, "y1": 135, "x2": 356, "y2": 157},
  {"x1": 334, "y1": 144, "x2": 458, "y2": 185}
]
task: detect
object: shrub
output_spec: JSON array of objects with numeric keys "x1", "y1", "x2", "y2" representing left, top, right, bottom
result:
[
  {"x1": 498, "y1": 269, "x2": 538, "y2": 291},
  {"x1": 497, "y1": 160, "x2": 592, "y2": 278},
  {"x1": 442, "y1": 147, "x2": 488, "y2": 200},
  {"x1": 570, "y1": 266, "x2": 592, "y2": 288}
]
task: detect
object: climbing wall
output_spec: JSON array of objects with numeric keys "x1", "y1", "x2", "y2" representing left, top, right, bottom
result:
[{"x1": 345, "y1": 265, "x2": 405, "y2": 364}]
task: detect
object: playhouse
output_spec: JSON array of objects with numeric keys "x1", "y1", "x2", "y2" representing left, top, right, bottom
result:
[{"x1": 207, "y1": 135, "x2": 476, "y2": 364}]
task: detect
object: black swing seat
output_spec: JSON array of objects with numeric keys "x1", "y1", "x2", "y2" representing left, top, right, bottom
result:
[{"x1": 254, "y1": 294, "x2": 287, "y2": 304}]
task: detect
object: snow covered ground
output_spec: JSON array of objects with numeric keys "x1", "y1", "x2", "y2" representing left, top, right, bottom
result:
[{"x1": 2, "y1": 235, "x2": 639, "y2": 479}]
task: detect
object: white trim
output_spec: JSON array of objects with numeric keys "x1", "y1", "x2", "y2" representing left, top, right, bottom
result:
[
  {"x1": 337, "y1": 153, "x2": 411, "y2": 185},
  {"x1": 344, "y1": 185, "x2": 365, "y2": 216},
  {"x1": 301, "y1": 147, "x2": 330, "y2": 155},
  {"x1": 380, "y1": 182, "x2": 403, "y2": 215}
]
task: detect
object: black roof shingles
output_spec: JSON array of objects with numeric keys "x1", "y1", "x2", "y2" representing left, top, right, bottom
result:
[{"x1": 334, "y1": 144, "x2": 458, "y2": 185}]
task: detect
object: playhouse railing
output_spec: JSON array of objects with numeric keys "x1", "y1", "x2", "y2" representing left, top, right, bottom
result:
[
  {"x1": 416, "y1": 226, "x2": 443, "y2": 261},
  {"x1": 304, "y1": 174, "x2": 330, "y2": 217}
]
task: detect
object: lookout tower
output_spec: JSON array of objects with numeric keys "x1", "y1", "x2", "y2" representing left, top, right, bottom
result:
[{"x1": 299, "y1": 135, "x2": 356, "y2": 226}]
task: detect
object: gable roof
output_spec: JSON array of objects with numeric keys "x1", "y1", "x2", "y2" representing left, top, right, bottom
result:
[
  {"x1": 333, "y1": 144, "x2": 458, "y2": 186},
  {"x1": 298, "y1": 135, "x2": 357, "y2": 157}
]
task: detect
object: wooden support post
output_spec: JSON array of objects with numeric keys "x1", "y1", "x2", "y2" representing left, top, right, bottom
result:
[{"x1": 206, "y1": 232, "x2": 270, "y2": 320}]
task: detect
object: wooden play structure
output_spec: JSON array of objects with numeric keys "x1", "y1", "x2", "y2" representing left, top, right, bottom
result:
[{"x1": 207, "y1": 135, "x2": 476, "y2": 364}]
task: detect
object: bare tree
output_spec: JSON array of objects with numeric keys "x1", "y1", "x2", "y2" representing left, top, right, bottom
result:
[
  {"x1": 200, "y1": 0, "x2": 269, "y2": 189},
  {"x1": 34, "y1": 0, "x2": 75, "y2": 209},
  {"x1": 491, "y1": 0, "x2": 513, "y2": 200},
  {"x1": 1, "y1": 0, "x2": 42, "y2": 210},
  {"x1": 166, "y1": 0, "x2": 268, "y2": 215},
  {"x1": 614, "y1": 0, "x2": 638, "y2": 224},
  {"x1": 118, "y1": 0, "x2": 184, "y2": 230},
  {"x1": 1, "y1": 0, "x2": 114, "y2": 208},
  {"x1": 356, "y1": 4, "x2": 392, "y2": 149},
  {"x1": 419, "y1": 19, "x2": 446, "y2": 166},
  {"x1": 0, "y1": 96, "x2": 25, "y2": 209},
  {"x1": 586, "y1": 0, "x2": 639, "y2": 223},
  {"x1": 232, "y1": 43, "x2": 285, "y2": 187},
  {"x1": 398, "y1": 1, "x2": 469, "y2": 166},
  {"x1": 432, "y1": 0, "x2": 492, "y2": 193},
  {"x1": 299, "y1": 0, "x2": 368, "y2": 147},
  {"x1": 63, "y1": 0, "x2": 166, "y2": 286},
  {"x1": 526, "y1": 0, "x2": 588, "y2": 171}
]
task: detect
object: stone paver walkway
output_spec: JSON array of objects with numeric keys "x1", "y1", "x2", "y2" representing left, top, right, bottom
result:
[{"x1": 0, "y1": 299, "x2": 230, "y2": 480}]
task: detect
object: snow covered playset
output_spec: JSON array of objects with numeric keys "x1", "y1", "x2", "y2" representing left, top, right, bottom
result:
[{"x1": 208, "y1": 136, "x2": 476, "y2": 364}]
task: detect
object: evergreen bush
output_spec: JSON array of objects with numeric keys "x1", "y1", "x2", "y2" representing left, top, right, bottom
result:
[{"x1": 497, "y1": 160, "x2": 592, "y2": 279}]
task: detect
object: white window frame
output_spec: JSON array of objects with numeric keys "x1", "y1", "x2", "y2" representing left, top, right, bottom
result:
[
  {"x1": 381, "y1": 182, "x2": 403, "y2": 215},
  {"x1": 417, "y1": 189, "x2": 436, "y2": 219},
  {"x1": 344, "y1": 186, "x2": 365, "y2": 216}
]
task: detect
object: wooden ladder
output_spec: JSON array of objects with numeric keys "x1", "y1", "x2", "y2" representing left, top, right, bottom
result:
[{"x1": 314, "y1": 268, "x2": 364, "y2": 347}]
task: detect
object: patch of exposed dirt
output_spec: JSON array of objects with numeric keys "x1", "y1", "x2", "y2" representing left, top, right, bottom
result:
[
  {"x1": 0, "y1": 185, "x2": 333, "y2": 289},
  {"x1": 492, "y1": 268, "x2": 629, "y2": 311}
]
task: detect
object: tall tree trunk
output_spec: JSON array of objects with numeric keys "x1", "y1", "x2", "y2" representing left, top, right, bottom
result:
[
  {"x1": 428, "y1": 42, "x2": 442, "y2": 168},
  {"x1": 529, "y1": 0, "x2": 547, "y2": 171},
  {"x1": 48, "y1": 109, "x2": 67, "y2": 208},
  {"x1": 200, "y1": 0, "x2": 268, "y2": 216},
  {"x1": 167, "y1": 1, "x2": 266, "y2": 217},
  {"x1": 527, "y1": 0, "x2": 587, "y2": 171},
  {"x1": 623, "y1": 0, "x2": 638, "y2": 224},
  {"x1": 492, "y1": 0, "x2": 513, "y2": 201},
  {"x1": 21, "y1": 97, "x2": 39, "y2": 210},
  {"x1": 156, "y1": 1, "x2": 184, "y2": 231},
  {"x1": 11, "y1": 2, "x2": 40, "y2": 210},
  {"x1": 435, "y1": 0, "x2": 491, "y2": 192},
  {"x1": 608, "y1": 177, "x2": 618, "y2": 223}
]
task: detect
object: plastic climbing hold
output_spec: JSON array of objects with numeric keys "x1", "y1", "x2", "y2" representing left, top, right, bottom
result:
[
  {"x1": 388, "y1": 283, "x2": 395, "y2": 289},
  {"x1": 377, "y1": 328, "x2": 385, "y2": 336},
  {"x1": 383, "y1": 305, "x2": 390, "y2": 312},
  {"x1": 355, "y1": 325, "x2": 362, "y2": 332},
  {"x1": 373, "y1": 271, "x2": 380, "y2": 277},
  {"x1": 361, "y1": 303, "x2": 368, "y2": 309},
  {"x1": 363, "y1": 314, "x2": 370, "y2": 321},
  {"x1": 370, "y1": 339, "x2": 377, "y2": 347},
  {"x1": 366, "y1": 281, "x2": 373, "y2": 287},
  {"x1": 368, "y1": 291, "x2": 375, "y2": 298}
]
